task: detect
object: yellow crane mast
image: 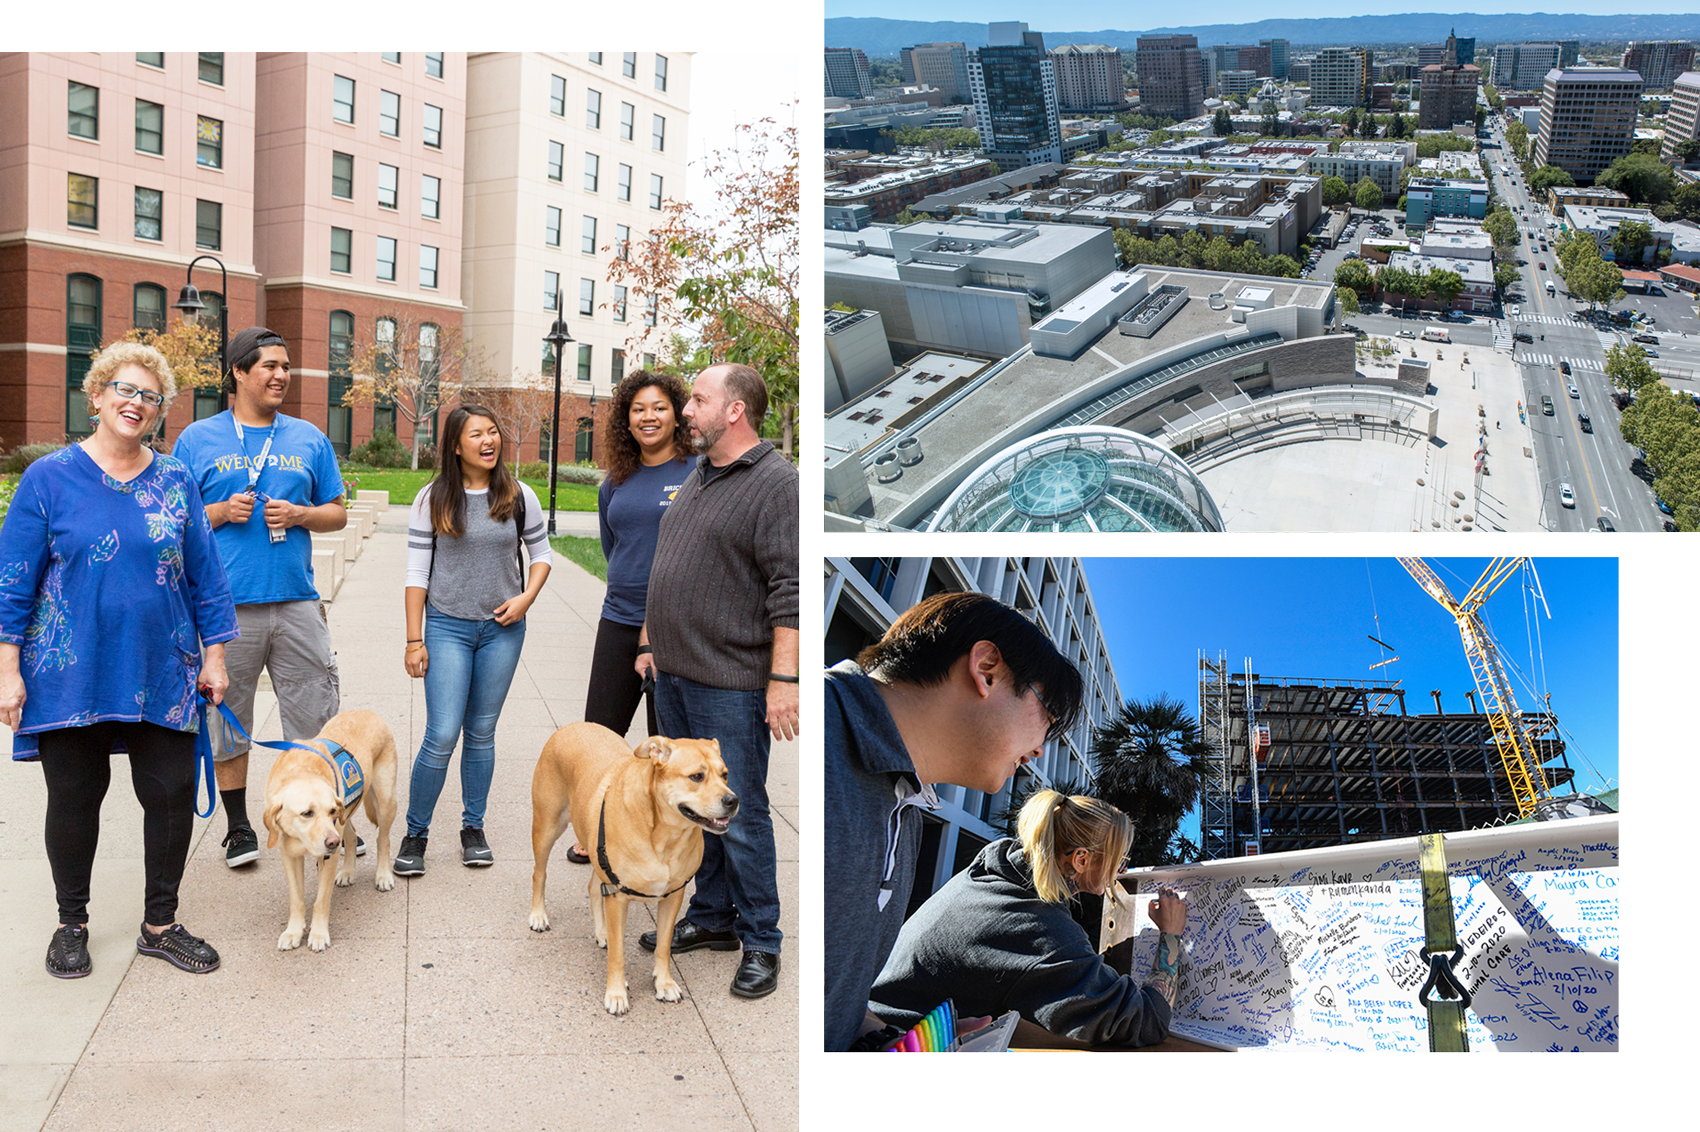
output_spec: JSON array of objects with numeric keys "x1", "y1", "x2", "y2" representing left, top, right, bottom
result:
[{"x1": 1396, "y1": 557, "x2": 1550, "y2": 817}]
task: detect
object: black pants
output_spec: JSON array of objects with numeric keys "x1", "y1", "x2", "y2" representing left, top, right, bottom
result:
[
  {"x1": 37, "y1": 721, "x2": 197, "y2": 927},
  {"x1": 584, "y1": 617, "x2": 657, "y2": 739}
]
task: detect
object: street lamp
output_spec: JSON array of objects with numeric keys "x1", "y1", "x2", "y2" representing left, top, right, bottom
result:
[
  {"x1": 542, "y1": 295, "x2": 574, "y2": 537},
  {"x1": 174, "y1": 255, "x2": 229, "y2": 412}
]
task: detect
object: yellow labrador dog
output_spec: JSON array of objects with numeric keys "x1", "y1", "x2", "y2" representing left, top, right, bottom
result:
[
  {"x1": 261, "y1": 710, "x2": 398, "y2": 952},
  {"x1": 528, "y1": 722, "x2": 738, "y2": 1015}
]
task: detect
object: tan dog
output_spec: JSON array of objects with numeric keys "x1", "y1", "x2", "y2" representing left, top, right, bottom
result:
[
  {"x1": 529, "y1": 722, "x2": 738, "y2": 1015},
  {"x1": 261, "y1": 710, "x2": 398, "y2": 952}
]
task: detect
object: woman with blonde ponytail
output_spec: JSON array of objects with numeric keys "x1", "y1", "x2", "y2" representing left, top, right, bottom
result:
[{"x1": 868, "y1": 789, "x2": 1188, "y2": 1047}]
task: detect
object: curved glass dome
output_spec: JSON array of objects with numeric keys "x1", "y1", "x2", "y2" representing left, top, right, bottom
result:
[{"x1": 928, "y1": 426, "x2": 1224, "y2": 533}]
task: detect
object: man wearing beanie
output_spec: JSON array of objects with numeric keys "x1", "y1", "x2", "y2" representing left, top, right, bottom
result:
[{"x1": 172, "y1": 327, "x2": 349, "y2": 866}]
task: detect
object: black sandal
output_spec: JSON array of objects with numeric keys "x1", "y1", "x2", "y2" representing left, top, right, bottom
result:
[
  {"x1": 136, "y1": 923, "x2": 221, "y2": 973},
  {"x1": 566, "y1": 844, "x2": 590, "y2": 865},
  {"x1": 47, "y1": 924, "x2": 92, "y2": 979}
]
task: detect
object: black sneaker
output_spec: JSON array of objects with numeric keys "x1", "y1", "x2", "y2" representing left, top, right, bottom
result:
[
  {"x1": 355, "y1": 835, "x2": 367, "y2": 857},
  {"x1": 46, "y1": 924, "x2": 92, "y2": 979},
  {"x1": 393, "y1": 835, "x2": 427, "y2": 876},
  {"x1": 461, "y1": 827, "x2": 494, "y2": 867},
  {"x1": 222, "y1": 825, "x2": 259, "y2": 867},
  {"x1": 136, "y1": 923, "x2": 220, "y2": 973}
]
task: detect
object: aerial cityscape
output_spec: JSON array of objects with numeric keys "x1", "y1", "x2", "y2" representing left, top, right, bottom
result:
[{"x1": 823, "y1": 12, "x2": 1700, "y2": 532}]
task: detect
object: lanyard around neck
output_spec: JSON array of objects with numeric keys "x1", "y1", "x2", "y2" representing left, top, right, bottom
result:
[{"x1": 232, "y1": 418, "x2": 275, "y2": 492}]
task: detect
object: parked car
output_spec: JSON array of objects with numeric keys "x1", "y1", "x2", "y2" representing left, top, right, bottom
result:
[
  {"x1": 1398, "y1": 328, "x2": 1417, "y2": 338},
  {"x1": 1559, "y1": 482, "x2": 1575, "y2": 508},
  {"x1": 1509, "y1": 305, "x2": 1520, "y2": 316},
  {"x1": 1578, "y1": 412, "x2": 1592, "y2": 432},
  {"x1": 1657, "y1": 497, "x2": 1675, "y2": 515}
]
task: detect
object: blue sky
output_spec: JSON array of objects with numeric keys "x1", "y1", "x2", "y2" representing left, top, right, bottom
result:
[
  {"x1": 1080, "y1": 557, "x2": 1620, "y2": 824},
  {"x1": 826, "y1": 3, "x2": 1697, "y2": 24}
]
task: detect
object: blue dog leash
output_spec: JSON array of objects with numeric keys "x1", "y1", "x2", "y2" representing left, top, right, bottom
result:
[{"x1": 193, "y1": 695, "x2": 364, "y2": 819}]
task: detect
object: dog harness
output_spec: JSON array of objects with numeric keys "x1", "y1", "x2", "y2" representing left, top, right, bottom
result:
[
  {"x1": 198, "y1": 698, "x2": 363, "y2": 810},
  {"x1": 595, "y1": 797, "x2": 692, "y2": 900},
  {"x1": 318, "y1": 740, "x2": 365, "y2": 809}
]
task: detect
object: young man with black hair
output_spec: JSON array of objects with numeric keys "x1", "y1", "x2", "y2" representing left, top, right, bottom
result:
[
  {"x1": 823, "y1": 590, "x2": 1085, "y2": 1051},
  {"x1": 172, "y1": 327, "x2": 349, "y2": 866}
]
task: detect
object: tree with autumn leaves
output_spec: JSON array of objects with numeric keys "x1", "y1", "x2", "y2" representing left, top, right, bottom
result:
[{"x1": 605, "y1": 112, "x2": 799, "y2": 457}]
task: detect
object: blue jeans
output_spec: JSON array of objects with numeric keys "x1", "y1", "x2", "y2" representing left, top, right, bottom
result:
[
  {"x1": 655, "y1": 671, "x2": 781, "y2": 954},
  {"x1": 407, "y1": 612, "x2": 526, "y2": 837}
]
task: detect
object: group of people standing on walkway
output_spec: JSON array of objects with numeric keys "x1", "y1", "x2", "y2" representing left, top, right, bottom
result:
[{"x1": 0, "y1": 327, "x2": 798, "y2": 1005}]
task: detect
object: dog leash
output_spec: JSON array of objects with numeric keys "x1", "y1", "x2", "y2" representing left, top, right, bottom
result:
[
  {"x1": 194, "y1": 695, "x2": 364, "y2": 815},
  {"x1": 594, "y1": 797, "x2": 691, "y2": 900}
]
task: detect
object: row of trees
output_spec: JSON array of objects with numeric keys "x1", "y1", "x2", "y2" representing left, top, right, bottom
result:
[
  {"x1": 1552, "y1": 227, "x2": 1629, "y2": 312},
  {"x1": 1331, "y1": 258, "x2": 1467, "y2": 314},
  {"x1": 1321, "y1": 174, "x2": 1385, "y2": 211},
  {"x1": 1112, "y1": 228, "x2": 1301, "y2": 279},
  {"x1": 1609, "y1": 344, "x2": 1700, "y2": 530}
]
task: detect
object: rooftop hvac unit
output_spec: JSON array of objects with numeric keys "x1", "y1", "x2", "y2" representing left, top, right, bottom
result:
[
  {"x1": 897, "y1": 436, "x2": 924, "y2": 467},
  {"x1": 874, "y1": 451, "x2": 903, "y2": 484}
]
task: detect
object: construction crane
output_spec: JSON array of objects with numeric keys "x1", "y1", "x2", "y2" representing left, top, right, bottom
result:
[{"x1": 1397, "y1": 557, "x2": 1550, "y2": 818}]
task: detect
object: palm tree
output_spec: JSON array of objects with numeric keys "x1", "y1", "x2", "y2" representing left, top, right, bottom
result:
[{"x1": 1090, "y1": 696, "x2": 1213, "y2": 866}]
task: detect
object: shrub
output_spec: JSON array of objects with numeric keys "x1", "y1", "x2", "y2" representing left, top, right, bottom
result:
[
  {"x1": 1, "y1": 442, "x2": 67, "y2": 474},
  {"x1": 348, "y1": 429, "x2": 411, "y2": 468},
  {"x1": 555, "y1": 463, "x2": 604, "y2": 485}
]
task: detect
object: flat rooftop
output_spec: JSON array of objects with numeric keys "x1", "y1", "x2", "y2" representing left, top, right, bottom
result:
[{"x1": 824, "y1": 351, "x2": 990, "y2": 458}]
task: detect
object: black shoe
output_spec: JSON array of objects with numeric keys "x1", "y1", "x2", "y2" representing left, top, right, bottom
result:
[
  {"x1": 136, "y1": 923, "x2": 220, "y2": 973},
  {"x1": 355, "y1": 835, "x2": 367, "y2": 857},
  {"x1": 730, "y1": 951, "x2": 780, "y2": 999},
  {"x1": 460, "y1": 827, "x2": 494, "y2": 867},
  {"x1": 222, "y1": 825, "x2": 259, "y2": 867},
  {"x1": 393, "y1": 835, "x2": 428, "y2": 876},
  {"x1": 566, "y1": 844, "x2": 590, "y2": 865},
  {"x1": 46, "y1": 924, "x2": 92, "y2": 979},
  {"x1": 639, "y1": 920, "x2": 740, "y2": 954}
]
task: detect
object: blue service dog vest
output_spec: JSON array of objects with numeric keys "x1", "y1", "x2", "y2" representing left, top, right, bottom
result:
[{"x1": 321, "y1": 741, "x2": 364, "y2": 808}]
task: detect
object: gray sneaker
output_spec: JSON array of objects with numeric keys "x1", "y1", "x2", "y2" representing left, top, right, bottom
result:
[
  {"x1": 461, "y1": 827, "x2": 494, "y2": 867},
  {"x1": 393, "y1": 835, "x2": 427, "y2": 876}
]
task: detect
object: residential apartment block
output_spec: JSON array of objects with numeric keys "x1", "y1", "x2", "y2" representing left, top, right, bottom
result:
[
  {"x1": 823, "y1": 154, "x2": 993, "y2": 222},
  {"x1": 825, "y1": 47, "x2": 873, "y2": 101},
  {"x1": 1621, "y1": 41, "x2": 1693, "y2": 90},
  {"x1": 1135, "y1": 35, "x2": 1205, "y2": 122},
  {"x1": 1491, "y1": 44, "x2": 1563, "y2": 91},
  {"x1": 906, "y1": 43, "x2": 970, "y2": 103},
  {"x1": 969, "y1": 25, "x2": 1062, "y2": 169},
  {"x1": 1306, "y1": 140, "x2": 1416, "y2": 198},
  {"x1": 1403, "y1": 177, "x2": 1489, "y2": 227},
  {"x1": 1050, "y1": 44, "x2": 1123, "y2": 111},
  {"x1": 1310, "y1": 47, "x2": 1371, "y2": 107},
  {"x1": 1534, "y1": 67, "x2": 1643, "y2": 184},
  {"x1": 1661, "y1": 71, "x2": 1700, "y2": 163}
]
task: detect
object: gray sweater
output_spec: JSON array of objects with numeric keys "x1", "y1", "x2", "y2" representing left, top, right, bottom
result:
[
  {"x1": 645, "y1": 442, "x2": 798, "y2": 690},
  {"x1": 869, "y1": 839, "x2": 1173, "y2": 1047}
]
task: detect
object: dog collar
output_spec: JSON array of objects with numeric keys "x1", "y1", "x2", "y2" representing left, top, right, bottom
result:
[{"x1": 595, "y1": 797, "x2": 691, "y2": 900}]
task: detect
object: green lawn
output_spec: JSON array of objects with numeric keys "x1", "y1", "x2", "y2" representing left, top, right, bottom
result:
[
  {"x1": 339, "y1": 466, "x2": 598, "y2": 511},
  {"x1": 549, "y1": 536, "x2": 606, "y2": 581}
]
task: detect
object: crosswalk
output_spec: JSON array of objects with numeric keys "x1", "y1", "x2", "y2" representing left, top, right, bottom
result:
[{"x1": 1514, "y1": 352, "x2": 1604, "y2": 371}]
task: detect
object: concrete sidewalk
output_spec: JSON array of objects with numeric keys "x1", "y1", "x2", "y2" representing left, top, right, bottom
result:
[{"x1": 0, "y1": 512, "x2": 797, "y2": 1132}]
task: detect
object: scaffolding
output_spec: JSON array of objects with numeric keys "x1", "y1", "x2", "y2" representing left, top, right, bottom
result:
[{"x1": 1196, "y1": 663, "x2": 1574, "y2": 859}]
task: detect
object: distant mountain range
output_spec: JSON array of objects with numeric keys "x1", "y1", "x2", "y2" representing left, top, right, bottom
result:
[{"x1": 827, "y1": 14, "x2": 1700, "y2": 56}]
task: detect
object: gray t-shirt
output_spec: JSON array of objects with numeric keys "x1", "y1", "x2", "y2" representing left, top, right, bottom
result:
[{"x1": 406, "y1": 483, "x2": 551, "y2": 621}]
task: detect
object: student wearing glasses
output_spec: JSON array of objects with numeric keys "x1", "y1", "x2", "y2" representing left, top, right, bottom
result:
[
  {"x1": 172, "y1": 326, "x2": 349, "y2": 869},
  {"x1": 0, "y1": 341, "x2": 238, "y2": 977}
]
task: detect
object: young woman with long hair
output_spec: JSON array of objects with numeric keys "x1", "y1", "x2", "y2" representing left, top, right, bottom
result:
[{"x1": 394, "y1": 404, "x2": 552, "y2": 874}]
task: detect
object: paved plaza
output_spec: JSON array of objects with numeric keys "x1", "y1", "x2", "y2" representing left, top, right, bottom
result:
[{"x1": 0, "y1": 507, "x2": 798, "y2": 1132}]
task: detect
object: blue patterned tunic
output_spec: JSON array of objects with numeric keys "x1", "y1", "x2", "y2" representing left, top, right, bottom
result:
[{"x1": 0, "y1": 446, "x2": 239, "y2": 758}]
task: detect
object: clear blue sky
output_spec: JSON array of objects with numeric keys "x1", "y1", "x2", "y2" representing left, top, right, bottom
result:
[
  {"x1": 826, "y1": 3, "x2": 1697, "y2": 25},
  {"x1": 1080, "y1": 557, "x2": 1619, "y2": 832}
]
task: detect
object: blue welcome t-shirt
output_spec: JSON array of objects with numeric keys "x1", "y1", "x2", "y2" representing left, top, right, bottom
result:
[{"x1": 171, "y1": 411, "x2": 344, "y2": 605}]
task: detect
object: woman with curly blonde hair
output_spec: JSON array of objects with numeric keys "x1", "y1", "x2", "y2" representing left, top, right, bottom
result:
[
  {"x1": 868, "y1": 789, "x2": 1188, "y2": 1047},
  {"x1": 0, "y1": 340, "x2": 236, "y2": 979}
]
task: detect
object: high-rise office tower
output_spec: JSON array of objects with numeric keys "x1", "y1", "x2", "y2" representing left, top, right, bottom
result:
[
  {"x1": 1492, "y1": 44, "x2": 1564, "y2": 91},
  {"x1": 1261, "y1": 39, "x2": 1290, "y2": 81},
  {"x1": 1662, "y1": 70, "x2": 1700, "y2": 162},
  {"x1": 1535, "y1": 67, "x2": 1642, "y2": 183},
  {"x1": 1135, "y1": 34, "x2": 1205, "y2": 121},
  {"x1": 825, "y1": 47, "x2": 873, "y2": 100},
  {"x1": 969, "y1": 23, "x2": 1062, "y2": 168},
  {"x1": 1311, "y1": 47, "x2": 1367, "y2": 107}
]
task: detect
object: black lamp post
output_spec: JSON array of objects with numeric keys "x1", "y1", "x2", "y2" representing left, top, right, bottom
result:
[
  {"x1": 542, "y1": 296, "x2": 574, "y2": 537},
  {"x1": 174, "y1": 254, "x2": 229, "y2": 412}
]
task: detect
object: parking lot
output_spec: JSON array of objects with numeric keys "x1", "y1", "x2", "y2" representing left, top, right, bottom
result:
[{"x1": 1303, "y1": 206, "x2": 1406, "y2": 284}]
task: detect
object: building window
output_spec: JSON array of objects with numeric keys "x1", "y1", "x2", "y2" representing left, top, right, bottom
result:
[
  {"x1": 644, "y1": 294, "x2": 657, "y2": 327},
  {"x1": 614, "y1": 284, "x2": 627, "y2": 322},
  {"x1": 422, "y1": 174, "x2": 440, "y2": 220},
  {"x1": 584, "y1": 152, "x2": 599, "y2": 191},
  {"x1": 135, "y1": 99, "x2": 163, "y2": 154},
  {"x1": 331, "y1": 226, "x2": 352, "y2": 273},
  {"x1": 548, "y1": 140, "x2": 564, "y2": 181},
  {"x1": 333, "y1": 75, "x2": 355, "y2": 123},
  {"x1": 426, "y1": 53, "x2": 444, "y2": 79},
  {"x1": 68, "y1": 174, "x2": 98, "y2": 229},
  {"x1": 378, "y1": 163, "x2": 398, "y2": 209},
  {"x1": 419, "y1": 325, "x2": 441, "y2": 444},
  {"x1": 545, "y1": 205, "x2": 561, "y2": 246},
  {"x1": 620, "y1": 102, "x2": 635, "y2": 141},
  {"x1": 331, "y1": 151, "x2": 353, "y2": 199},
  {"x1": 420, "y1": 245, "x2": 439, "y2": 289},
  {"x1": 652, "y1": 114, "x2": 665, "y2": 151},
  {"x1": 382, "y1": 52, "x2": 401, "y2": 65},
  {"x1": 589, "y1": 52, "x2": 603, "y2": 66},
  {"x1": 199, "y1": 53, "x2": 224, "y2": 86},
  {"x1": 579, "y1": 278, "x2": 595, "y2": 317},
  {"x1": 649, "y1": 173, "x2": 663, "y2": 210},
  {"x1": 611, "y1": 348, "x2": 624, "y2": 384},
  {"x1": 551, "y1": 74, "x2": 566, "y2": 116},
  {"x1": 643, "y1": 352, "x2": 655, "y2": 369},
  {"x1": 623, "y1": 52, "x2": 637, "y2": 79},
  {"x1": 380, "y1": 90, "x2": 400, "y2": 137},
  {"x1": 68, "y1": 82, "x2": 98, "y2": 140},
  {"x1": 137, "y1": 52, "x2": 164, "y2": 68},
  {"x1": 423, "y1": 104, "x2": 442, "y2": 148},
  {"x1": 577, "y1": 345, "x2": 592, "y2": 382},
  {"x1": 545, "y1": 270, "x2": 559, "y2": 310},
  {"x1": 133, "y1": 282, "x2": 167, "y2": 333},
  {"x1": 581, "y1": 214, "x2": 597, "y2": 254},
  {"x1": 587, "y1": 89, "x2": 602, "y2": 128},
  {"x1": 197, "y1": 115, "x2": 223, "y2": 168},
  {"x1": 617, "y1": 163, "x2": 632, "y2": 201},
  {"x1": 655, "y1": 55, "x2": 668, "y2": 92},
  {"x1": 67, "y1": 274, "x2": 102, "y2": 436},
  {"x1": 377, "y1": 235, "x2": 396, "y2": 281},
  {"x1": 196, "y1": 199, "x2": 221, "y2": 249},
  {"x1": 328, "y1": 309, "x2": 355, "y2": 455},
  {"x1": 575, "y1": 415, "x2": 594, "y2": 462},
  {"x1": 134, "y1": 187, "x2": 162, "y2": 240},
  {"x1": 616, "y1": 223, "x2": 630, "y2": 259}
]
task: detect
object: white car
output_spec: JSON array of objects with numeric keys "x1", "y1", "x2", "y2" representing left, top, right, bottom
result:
[
  {"x1": 1568, "y1": 382, "x2": 1580, "y2": 398},
  {"x1": 1509, "y1": 305, "x2": 1520, "y2": 317},
  {"x1": 1559, "y1": 483, "x2": 1575, "y2": 508}
]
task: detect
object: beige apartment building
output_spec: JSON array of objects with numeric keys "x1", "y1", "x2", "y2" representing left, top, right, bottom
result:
[
  {"x1": 0, "y1": 52, "x2": 260, "y2": 443},
  {"x1": 461, "y1": 51, "x2": 689, "y2": 462}
]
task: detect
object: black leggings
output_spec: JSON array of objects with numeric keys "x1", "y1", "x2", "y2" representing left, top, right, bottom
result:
[
  {"x1": 37, "y1": 721, "x2": 198, "y2": 927},
  {"x1": 584, "y1": 617, "x2": 658, "y2": 739}
]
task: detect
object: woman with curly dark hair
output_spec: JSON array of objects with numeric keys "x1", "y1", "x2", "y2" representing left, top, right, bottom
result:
[{"x1": 565, "y1": 370, "x2": 692, "y2": 863}]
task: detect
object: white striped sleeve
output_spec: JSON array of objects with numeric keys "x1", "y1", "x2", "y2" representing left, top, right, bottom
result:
[
  {"x1": 518, "y1": 483, "x2": 554, "y2": 569},
  {"x1": 405, "y1": 488, "x2": 435, "y2": 589}
]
